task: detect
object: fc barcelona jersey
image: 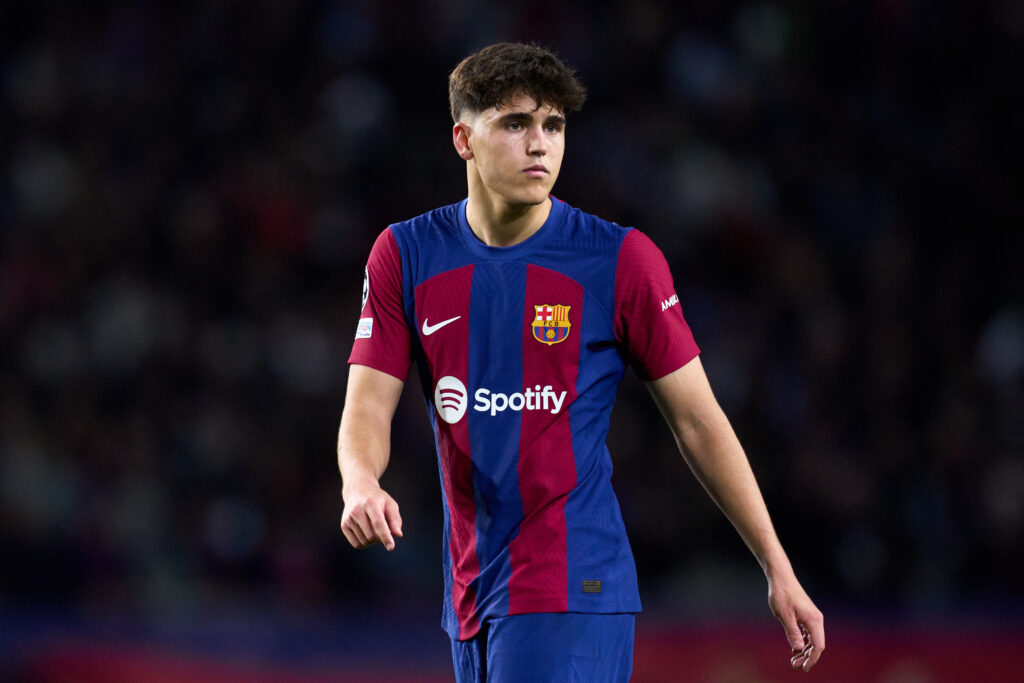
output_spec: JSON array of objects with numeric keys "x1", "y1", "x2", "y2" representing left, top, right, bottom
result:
[{"x1": 349, "y1": 197, "x2": 700, "y2": 640}]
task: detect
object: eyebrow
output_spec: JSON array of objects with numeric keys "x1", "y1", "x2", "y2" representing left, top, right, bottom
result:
[{"x1": 498, "y1": 112, "x2": 567, "y2": 126}]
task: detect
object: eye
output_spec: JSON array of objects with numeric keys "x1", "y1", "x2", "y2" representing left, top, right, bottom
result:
[{"x1": 507, "y1": 120, "x2": 522, "y2": 131}]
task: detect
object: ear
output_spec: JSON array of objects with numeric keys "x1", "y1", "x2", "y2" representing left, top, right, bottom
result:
[{"x1": 452, "y1": 121, "x2": 474, "y2": 161}]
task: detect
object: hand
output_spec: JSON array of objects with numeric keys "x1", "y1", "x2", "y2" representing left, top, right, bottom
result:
[
  {"x1": 340, "y1": 480, "x2": 403, "y2": 551},
  {"x1": 768, "y1": 573, "x2": 825, "y2": 672}
]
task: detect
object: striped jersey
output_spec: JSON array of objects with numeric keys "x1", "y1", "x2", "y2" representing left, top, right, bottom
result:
[{"x1": 349, "y1": 197, "x2": 700, "y2": 640}]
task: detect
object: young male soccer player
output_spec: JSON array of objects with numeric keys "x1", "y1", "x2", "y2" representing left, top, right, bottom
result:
[{"x1": 338, "y1": 42, "x2": 825, "y2": 681}]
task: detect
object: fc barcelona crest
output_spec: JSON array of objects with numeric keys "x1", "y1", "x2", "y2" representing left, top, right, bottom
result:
[{"x1": 532, "y1": 304, "x2": 572, "y2": 345}]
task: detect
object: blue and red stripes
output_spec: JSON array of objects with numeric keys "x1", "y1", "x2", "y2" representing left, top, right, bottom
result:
[
  {"x1": 415, "y1": 264, "x2": 480, "y2": 639},
  {"x1": 508, "y1": 265, "x2": 583, "y2": 614},
  {"x1": 415, "y1": 261, "x2": 591, "y2": 637}
]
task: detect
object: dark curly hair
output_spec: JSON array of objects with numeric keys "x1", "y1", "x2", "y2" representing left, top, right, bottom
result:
[{"x1": 448, "y1": 42, "x2": 587, "y2": 122}]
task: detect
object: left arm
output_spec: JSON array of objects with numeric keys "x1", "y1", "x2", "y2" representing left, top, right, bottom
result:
[{"x1": 646, "y1": 356, "x2": 825, "y2": 673}]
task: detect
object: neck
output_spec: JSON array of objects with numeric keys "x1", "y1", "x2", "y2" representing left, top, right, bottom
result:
[{"x1": 465, "y1": 178, "x2": 551, "y2": 247}]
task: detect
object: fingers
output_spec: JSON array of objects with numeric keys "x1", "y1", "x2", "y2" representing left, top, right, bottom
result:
[
  {"x1": 385, "y1": 498, "x2": 403, "y2": 539},
  {"x1": 789, "y1": 624, "x2": 813, "y2": 672},
  {"x1": 346, "y1": 509, "x2": 378, "y2": 548},
  {"x1": 776, "y1": 593, "x2": 825, "y2": 673},
  {"x1": 367, "y1": 501, "x2": 396, "y2": 550},
  {"x1": 788, "y1": 617, "x2": 825, "y2": 672},
  {"x1": 808, "y1": 612, "x2": 826, "y2": 652},
  {"x1": 781, "y1": 613, "x2": 810, "y2": 670},
  {"x1": 341, "y1": 512, "x2": 370, "y2": 547},
  {"x1": 784, "y1": 619, "x2": 805, "y2": 652},
  {"x1": 802, "y1": 613, "x2": 826, "y2": 671},
  {"x1": 340, "y1": 493, "x2": 401, "y2": 550},
  {"x1": 340, "y1": 524, "x2": 360, "y2": 548}
]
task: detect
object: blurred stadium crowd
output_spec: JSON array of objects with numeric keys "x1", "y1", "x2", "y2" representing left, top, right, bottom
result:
[{"x1": 1, "y1": 0, "x2": 1022, "y2": 633}]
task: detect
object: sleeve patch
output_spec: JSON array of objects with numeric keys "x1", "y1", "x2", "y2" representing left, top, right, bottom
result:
[
  {"x1": 356, "y1": 317, "x2": 373, "y2": 339},
  {"x1": 614, "y1": 230, "x2": 699, "y2": 380},
  {"x1": 348, "y1": 227, "x2": 413, "y2": 381}
]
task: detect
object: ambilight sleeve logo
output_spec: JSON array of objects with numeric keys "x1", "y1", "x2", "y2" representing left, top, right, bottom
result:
[{"x1": 434, "y1": 376, "x2": 468, "y2": 424}]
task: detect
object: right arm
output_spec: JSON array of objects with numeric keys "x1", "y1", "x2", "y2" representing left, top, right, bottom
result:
[{"x1": 338, "y1": 363, "x2": 405, "y2": 551}]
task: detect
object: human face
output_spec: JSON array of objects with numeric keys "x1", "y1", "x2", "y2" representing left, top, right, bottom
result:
[{"x1": 456, "y1": 94, "x2": 566, "y2": 208}]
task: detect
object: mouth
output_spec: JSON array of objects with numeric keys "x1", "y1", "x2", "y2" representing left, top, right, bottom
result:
[{"x1": 523, "y1": 165, "x2": 549, "y2": 178}]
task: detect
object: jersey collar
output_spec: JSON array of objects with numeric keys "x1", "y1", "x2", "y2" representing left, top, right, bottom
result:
[{"x1": 456, "y1": 196, "x2": 567, "y2": 261}]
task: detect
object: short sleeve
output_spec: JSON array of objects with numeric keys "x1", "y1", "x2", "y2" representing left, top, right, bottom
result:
[
  {"x1": 614, "y1": 229, "x2": 700, "y2": 381},
  {"x1": 348, "y1": 227, "x2": 413, "y2": 381}
]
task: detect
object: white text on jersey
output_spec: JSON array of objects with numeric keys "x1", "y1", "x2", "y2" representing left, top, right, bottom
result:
[
  {"x1": 474, "y1": 385, "x2": 567, "y2": 416},
  {"x1": 661, "y1": 294, "x2": 679, "y2": 311}
]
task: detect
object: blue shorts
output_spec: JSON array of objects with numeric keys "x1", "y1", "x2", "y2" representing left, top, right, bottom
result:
[{"x1": 450, "y1": 612, "x2": 635, "y2": 683}]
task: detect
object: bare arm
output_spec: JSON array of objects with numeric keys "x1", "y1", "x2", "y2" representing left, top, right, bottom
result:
[
  {"x1": 338, "y1": 363, "x2": 405, "y2": 551},
  {"x1": 646, "y1": 356, "x2": 825, "y2": 672}
]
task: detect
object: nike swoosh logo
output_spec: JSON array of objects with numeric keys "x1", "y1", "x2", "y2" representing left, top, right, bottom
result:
[{"x1": 422, "y1": 315, "x2": 462, "y2": 336}]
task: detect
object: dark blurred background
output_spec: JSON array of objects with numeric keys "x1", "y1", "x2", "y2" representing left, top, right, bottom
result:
[{"x1": 2, "y1": 1, "x2": 1023, "y2": 680}]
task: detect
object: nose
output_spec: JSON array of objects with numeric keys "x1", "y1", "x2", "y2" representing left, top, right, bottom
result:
[{"x1": 525, "y1": 125, "x2": 547, "y2": 156}]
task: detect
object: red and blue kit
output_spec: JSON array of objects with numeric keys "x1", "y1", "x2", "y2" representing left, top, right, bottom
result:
[{"x1": 349, "y1": 197, "x2": 700, "y2": 641}]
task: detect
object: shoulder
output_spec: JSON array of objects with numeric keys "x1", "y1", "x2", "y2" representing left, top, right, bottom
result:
[
  {"x1": 388, "y1": 201, "x2": 462, "y2": 244},
  {"x1": 378, "y1": 201, "x2": 470, "y2": 285},
  {"x1": 554, "y1": 197, "x2": 634, "y2": 252},
  {"x1": 617, "y1": 228, "x2": 663, "y2": 260},
  {"x1": 615, "y1": 228, "x2": 673, "y2": 288}
]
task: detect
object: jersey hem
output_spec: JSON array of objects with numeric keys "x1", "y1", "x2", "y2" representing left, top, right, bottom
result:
[
  {"x1": 347, "y1": 358, "x2": 410, "y2": 383},
  {"x1": 445, "y1": 606, "x2": 643, "y2": 642},
  {"x1": 636, "y1": 348, "x2": 702, "y2": 382}
]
